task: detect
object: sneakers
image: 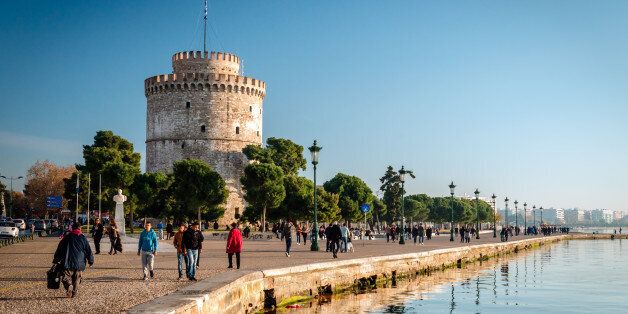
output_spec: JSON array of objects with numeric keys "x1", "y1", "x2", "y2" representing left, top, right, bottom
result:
[
  {"x1": 143, "y1": 275, "x2": 148, "y2": 281},
  {"x1": 178, "y1": 276, "x2": 183, "y2": 281},
  {"x1": 189, "y1": 277, "x2": 197, "y2": 281},
  {"x1": 150, "y1": 271, "x2": 154, "y2": 278},
  {"x1": 285, "y1": 252, "x2": 289, "y2": 257}
]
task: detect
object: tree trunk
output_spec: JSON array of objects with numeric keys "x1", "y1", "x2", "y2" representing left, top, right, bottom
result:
[{"x1": 262, "y1": 206, "x2": 267, "y2": 233}]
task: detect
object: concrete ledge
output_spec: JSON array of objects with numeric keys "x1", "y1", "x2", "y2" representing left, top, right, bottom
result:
[{"x1": 127, "y1": 234, "x2": 600, "y2": 314}]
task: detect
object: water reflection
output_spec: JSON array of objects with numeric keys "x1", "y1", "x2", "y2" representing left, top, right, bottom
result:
[{"x1": 290, "y1": 240, "x2": 627, "y2": 313}]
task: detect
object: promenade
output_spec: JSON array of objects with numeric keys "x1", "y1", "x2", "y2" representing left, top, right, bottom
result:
[{"x1": 0, "y1": 231, "x2": 544, "y2": 313}]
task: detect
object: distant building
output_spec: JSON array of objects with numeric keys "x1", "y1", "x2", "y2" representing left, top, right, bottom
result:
[
  {"x1": 564, "y1": 209, "x2": 585, "y2": 225},
  {"x1": 543, "y1": 208, "x2": 565, "y2": 224},
  {"x1": 613, "y1": 210, "x2": 624, "y2": 222}
]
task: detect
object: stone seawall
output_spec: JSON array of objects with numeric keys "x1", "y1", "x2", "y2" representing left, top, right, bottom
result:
[{"x1": 127, "y1": 234, "x2": 604, "y2": 314}]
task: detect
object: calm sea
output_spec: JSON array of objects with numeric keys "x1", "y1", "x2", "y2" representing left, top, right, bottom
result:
[{"x1": 307, "y1": 239, "x2": 627, "y2": 313}]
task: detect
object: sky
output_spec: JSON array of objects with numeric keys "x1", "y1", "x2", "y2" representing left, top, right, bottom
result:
[{"x1": 0, "y1": 0, "x2": 627, "y2": 211}]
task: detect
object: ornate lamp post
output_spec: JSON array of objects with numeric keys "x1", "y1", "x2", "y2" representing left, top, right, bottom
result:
[
  {"x1": 474, "y1": 188, "x2": 480, "y2": 240},
  {"x1": 308, "y1": 140, "x2": 322, "y2": 251},
  {"x1": 449, "y1": 181, "x2": 456, "y2": 242},
  {"x1": 504, "y1": 197, "x2": 510, "y2": 228},
  {"x1": 492, "y1": 194, "x2": 497, "y2": 238},
  {"x1": 523, "y1": 202, "x2": 528, "y2": 235},
  {"x1": 1, "y1": 175, "x2": 24, "y2": 218},
  {"x1": 398, "y1": 166, "x2": 415, "y2": 245},
  {"x1": 540, "y1": 206, "x2": 544, "y2": 225},
  {"x1": 514, "y1": 200, "x2": 519, "y2": 236},
  {"x1": 532, "y1": 205, "x2": 536, "y2": 229}
]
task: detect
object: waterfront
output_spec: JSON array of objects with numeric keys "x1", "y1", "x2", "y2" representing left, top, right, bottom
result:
[{"x1": 305, "y1": 239, "x2": 626, "y2": 313}]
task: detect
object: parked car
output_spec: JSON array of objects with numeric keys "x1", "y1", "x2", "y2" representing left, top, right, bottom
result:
[
  {"x1": 26, "y1": 219, "x2": 36, "y2": 229},
  {"x1": 0, "y1": 222, "x2": 19, "y2": 238},
  {"x1": 12, "y1": 219, "x2": 26, "y2": 230},
  {"x1": 45, "y1": 219, "x2": 59, "y2": 230},
  {"x1": 34, "y1": 220, "x2": 47, "y2": 231}
]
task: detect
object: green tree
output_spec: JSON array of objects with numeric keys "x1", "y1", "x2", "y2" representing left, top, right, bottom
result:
[
  {"x1": 172, "y1": 159, "x2": 228, "y2": 224},
  {"x1": 130, "y1": 172, "x2": 174, "y2": 220},
  {"x1": 243, "y1": 137, "x2": 306, "y2": 176},
  {"x1": 406, "y1": 194, "x2": 431, "y2": 222},
  {"x1": 379, "y1": 166, "x2": 402, "y2": 223},
  {"x1": 241, "y1": 163, "x2": 286, "y2": 232},
  {"x1": 275, "y1": 175, "x2": 313, "y2": 222},
  {"x1": 371, "y1": 198, "x2": 387, "y2": 226},
  {"x1": 323, "y1": 173, "x2": 373, "y2": 223},
  {"x1": 316, "y1": 187, "x2": 341, "y2": 223}
]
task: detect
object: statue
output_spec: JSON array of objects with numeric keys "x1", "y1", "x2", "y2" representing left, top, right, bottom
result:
[{"x1": 113, "y1": 189, "x2": 127, "y2": 237}]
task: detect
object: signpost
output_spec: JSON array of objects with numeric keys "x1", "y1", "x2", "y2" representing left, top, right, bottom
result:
[
  {"x1": 360, "y1": 204, "x2": 370, "y2": 246},
  {"x1": 46, "y1": 196, "x2": 63, "y2": 209}
]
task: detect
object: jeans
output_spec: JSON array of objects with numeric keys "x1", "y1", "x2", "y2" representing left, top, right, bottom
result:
[
  {"x1": 187, "y1": 249, "x2": 198, "y2": 278},
  {"x1": 140, "y1": 250, "x2": 154, "y2": 277},
  {"x1": 285, "y1": 237, "x2": 292, "y2": 254},
  {"x1": 228, "y1": 252, "x2": 241, "y2": 268},
  {"x1": 296, "y1": 232, "x2": 301, "y2": 244},
  {"x1": 341, "y1": 237, "x2": 348, "y2": 252},
  {"x1": 177, "y1": 252, "x2": 187, "y2": 277},
  {"x1": 418, "y1": 236, "x2": 424, "y2": 244}
]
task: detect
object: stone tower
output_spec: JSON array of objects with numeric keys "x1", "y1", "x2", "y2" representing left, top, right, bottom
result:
[{"x1": 144, "y1": 51, "x2": 266, "y2": 224}]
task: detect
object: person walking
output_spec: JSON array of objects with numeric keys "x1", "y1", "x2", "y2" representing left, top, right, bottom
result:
[
  {"x1": 157, "y1": 221, "x2": 164, "y2": 240},
  {"x1": 107, "y1": 221, "x2": 120, "y2": 255},
  {"x1": 91, "y1": 218, "x2": 104, "y2": 254},
  {"x1": 324, "y1": 224, "x2": 332, "y2": 252},
  {"x1": 412, "y1": 225, "x2": 419, "y2": 244},
  {"x1": 301, "y1": 223, "x2": 309, "y2": 246},
  {"x1": 166, "y1": 221, "x2": 173, "y2": 240},
  {"x1": 137, "y1": 222, "x2": 159, "y2": 280},
  {"x1": 183, "y1": 222, "x2": 204, "y2": 281},
  {"x1": 173, "y1": 223, "x2": 187, "y2": 280},
  {"x1": 53, "y1": 222, "x2": 93, "y2": 298},
  {"x1": 283, "y1": 221, "x2": 293, "y2": 257},
  {"x1": 226, "y1": 222, "x2": 243, "y2": 269},
  {"x1": 329, "y1": 222, "x2": 342, "y2": 258},
  {"x1": 295, "y1": 223, "x2": 302, "y2": 245},
  {"x1": 340, "y1": 223, "x2": 349, "y2": 252},
  {"x1": 418, "y1": 224, "x2": 425, "y2": 245}
]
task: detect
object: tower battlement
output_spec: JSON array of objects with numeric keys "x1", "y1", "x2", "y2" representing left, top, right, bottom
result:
[
  {"x1": 172, "y1": 51, "x2": 241, "y2": 75},
  {"x1": 144, "y1": 72, "x2": 266, "y2": 98}
]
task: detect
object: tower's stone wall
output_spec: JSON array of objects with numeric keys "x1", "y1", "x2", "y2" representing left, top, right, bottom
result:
[{"x1": 145, "y1": 50, "x2": 265, "y2": 224}]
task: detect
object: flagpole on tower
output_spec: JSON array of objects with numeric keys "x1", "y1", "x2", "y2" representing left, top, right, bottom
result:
[{"x1": 203, "y1": 0, "x2": 208, "y2": 52}]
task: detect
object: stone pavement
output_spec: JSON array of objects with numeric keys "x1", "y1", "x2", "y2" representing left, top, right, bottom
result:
[{"x1": 0, "y1": 231, "x2": 544, "y2": 313}]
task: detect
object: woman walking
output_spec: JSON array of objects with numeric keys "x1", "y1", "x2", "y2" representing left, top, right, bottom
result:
[
  {"x1": 226, "y1": 222, "x2": 242, "y2": 269},
  {"x1": 107, "y1": 221, "x2": 120, "y2": 255}
]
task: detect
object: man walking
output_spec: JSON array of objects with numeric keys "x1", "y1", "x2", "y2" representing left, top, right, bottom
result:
[
  {"x1": 183, "y1": 222, "x2": 204, "y2": 281},
  {"x1": 173, "y1": 223, "x2": 187, "y2": 280},
  {"x1": 418, "y1": 223, "x2": 425, "y2": 245},
  {"x1": 157, "y1": 221, "x2": 164, "y2": 240},
  {"x1": 53, "y1": 222, "x2": 93, "y2": 298},
  {"x1": 329, "y1": 221, "x2": 342, "y2": 258},
  {"x1": 137, "y1": 222, "x2": 158, "y2": 280},
  {"x1": 91, "y1": 218, "x2": 104, "y2": 254},
  {"x1": 340, "y1": 223, "x2": 349, "y2": 253},
  {"x1": 283, "y1": 221, "x2": 293, "y2": 257}
]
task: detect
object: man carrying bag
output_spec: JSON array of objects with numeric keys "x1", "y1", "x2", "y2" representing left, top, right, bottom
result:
[{"x1": 52, "y1": 222, "x2": 94, "y2": 298}]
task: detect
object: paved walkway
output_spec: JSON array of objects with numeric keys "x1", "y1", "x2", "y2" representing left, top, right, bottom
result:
[{"x1": 0, "y1": 231, "x2": 546, "y2": 313}]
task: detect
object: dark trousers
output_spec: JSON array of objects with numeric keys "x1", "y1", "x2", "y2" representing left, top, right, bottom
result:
[
  {"x1": 62, "y1": 269, "x2": 81, "y2": 293},
  {"x1": 285, "y1": 237, "x2": 292, "y2": 253},
  {"x1": 228, "y1": 252, "x2": 241, "y2": 268},
  {"x1": 109, "y1": 238, "x2": 116, "y2": 254},
  {"x1": 331, "y1": 239, "x2": 340, "y2": 257},
  {"x1": 94, "y1": 235, "x2": 102, "y2": 253},
  {"x1": 302, "y1": 232, "x2": 308, "y2": 245}
]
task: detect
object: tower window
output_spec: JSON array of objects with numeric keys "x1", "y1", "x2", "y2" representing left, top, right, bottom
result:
[
  {"x1": 235, "y1": 207, "x2": 240, "y2": 219},
  {"x1": 186, "y1": 101, "x2": 191, "y2": 108},
  {"x1": 257, "y1": 131, "x2": 260, "y2": 137},
  {"x1": 249, "y1": 106, "x2": 252, "y2": 112},
  {"x1": 201, "y1": 125, "x2": 206, "y2": 132},
  {"x1": 236, "y1": 126, "x2": 240, "y2": 134},
  {"x1": 181, "y1": 142, "x2": 186, "y2": 149}
]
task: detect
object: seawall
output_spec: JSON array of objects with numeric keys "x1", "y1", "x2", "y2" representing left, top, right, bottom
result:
[{"x1": 126, "y1": 234, "x2": 607, "y2": 314}]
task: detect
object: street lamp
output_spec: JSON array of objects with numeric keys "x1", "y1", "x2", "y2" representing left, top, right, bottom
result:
[
  {"x1": 308, "y1": 140, "x2": 322, "y2": 251},
  {"x1": 504, "y1": 197, "x2": 509, "y2": 228},
  {"x1": 523, "y1": 202, "x2": 528, "y2": 235},
  {"x1": 514, "y1": 200, "x2": 519, "y2": 236},
  {"x1": 449, "y1": 181, "x2": 456, "y2": 242},
  {"x1": 491, "y1": 194, "x2": 497, "y2": 238},
  {"x1": 474, "y1": 188, "x2": 480, "y2": 240},
  {"x1": 532, "y1": 205, "x2": 536, "y2": 229},
  {"x1": 398, "y1": 166, "x2": 415, "y2": 245},
  {"x1": 540, "y1": 206, "x2": 544, "y2": 225},
  {"x1": 0, "y1": 175, "x2": 24, "y2": 218}
]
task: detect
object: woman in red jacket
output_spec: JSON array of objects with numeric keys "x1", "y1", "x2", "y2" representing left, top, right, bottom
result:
[{"x1": 226, "y1": 222, "x2": 243, "y2": 269}]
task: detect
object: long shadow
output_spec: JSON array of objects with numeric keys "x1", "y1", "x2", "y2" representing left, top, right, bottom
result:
[{"x1": 0, "y1": 296, "x2": 67, "y2": 301}]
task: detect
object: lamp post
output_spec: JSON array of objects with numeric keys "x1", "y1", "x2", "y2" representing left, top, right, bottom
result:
[
  {"x1": 492, "y1": 193, "x2": 497, "y2": 238},
  {"x1": 0, "y1": 175, "x2": 24, "y2": 218},
  {"x1": 540, "y1": 206, "x2": 544, "y2": 225},
  {"x1": 398, "y1": 166, "x2": 415, "y2": 245},
  {"x1": 523, "y1": 202, "x2": 528, "y2": 235},
  {"x1": 309, "y1": 140, "x2": 322, "y2": 251},
  {"x1": 474, "y1": 188, "x2": 480, "y2": 240},
  {"x1": 514, "y1": 200, "x2": 519, "y2": 236},
  {"x1": 449, "y1": 181, "x2": 456, "y2": 242},
  {"x1": 532, "y1": 205, "x2": 536, "y2": 229},
  {"x1": 504, "y1": 197, "x2": 509, "y2": 228}
]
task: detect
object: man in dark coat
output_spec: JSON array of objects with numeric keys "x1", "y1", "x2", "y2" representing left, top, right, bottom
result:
[
  {"x1": 182, "y1": 222, "x2": 204, "y2": 281},
  {"x1": 91, "y1": 218, "x2": 104, "y2": 254},
  {"x1": 329, "y1": 222, "x2": 342, "y2": 258},
  {"x1": 53, "y1": 222, "x2": 94, "y2": 298}
]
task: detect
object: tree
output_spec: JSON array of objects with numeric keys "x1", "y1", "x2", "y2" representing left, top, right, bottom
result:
[
  {"x1": 316, "y1": 187, "x2": 341, "y2": 223},
  {"x1": 240, "y1": 163, "x2": 285, "y2": 232},
  {"x1": 371, "y1": 198, "x2": 387, "y2": 226},
  {"x1": 64, "y1": 130, "x2": 141, "y2": 220},
  {"x1": 405, "y1": 194, "x2": 431, "y2": 222},
  {"x1": 23, "y1": 161, "x2": 75, "y2": 217},
  {"x1": 172, "y1": 159, "x2": 228, "y2": 224},
  {"x1": 379, "y1": 166, "x2": 402, "y2": 223},
  {"x1": 243, "y1": 137, "x2": 306, "y2": 176},
  {"x1": 130, "y1": 172, "x2": 174, "y2": 220},
  {"x1": 323, "y1": 173, "x2": 373, "y2": 223},
  {"x1": 276, "y1": 175, "x2": 313, "y2": 222}
]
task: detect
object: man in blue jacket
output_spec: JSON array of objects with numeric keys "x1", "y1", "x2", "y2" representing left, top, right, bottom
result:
[
  {"x1": 138, "y1": 222, "x2": 159, "y2": 280},
  {"x1": 53, "y1": 222, "x2": 94, "y2": 298}
]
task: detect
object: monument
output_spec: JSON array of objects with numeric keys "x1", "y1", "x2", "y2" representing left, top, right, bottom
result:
[{"x1": 113, "y1": 189, "x2": 127, "y2": 237}]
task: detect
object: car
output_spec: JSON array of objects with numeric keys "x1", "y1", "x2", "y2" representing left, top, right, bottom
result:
[
  {"x1": 12, "y1": 219, "x2": 26, "y2": 230},
  {"x1": 34, "y1": 220, "x2": 47, "y2": 231},
  {"x1": 26, "y1": 219, "x2": 36, "y2": 229},
  {"x1": 45, "y1": 219, "x2": 58, "y2": 230},
  {"x1": 0, "y1": 222, "x2": 19, "y2": 238}
]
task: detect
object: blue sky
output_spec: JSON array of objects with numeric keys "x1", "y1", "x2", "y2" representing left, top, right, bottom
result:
[{"x1": 1, "y1": 0, "x2": 627, "y2": 211}]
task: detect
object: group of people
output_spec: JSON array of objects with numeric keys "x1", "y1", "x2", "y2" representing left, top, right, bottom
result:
[{"x1": 386, "y1": 224, "x2": 438, "y2": 243}]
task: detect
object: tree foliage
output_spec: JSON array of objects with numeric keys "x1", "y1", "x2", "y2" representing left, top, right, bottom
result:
[
  {"x1": 240, "y1": 163, "x2": 285, "y2": 231},
  {"x1": 323, "y1": 173, "x2": 373, "y2": 222},
  {"x1": 243, "y1": 137, "x2": 306, "y2": 176},
  {"x1": 172, "y1": 159, "x2": 228, "y2": 223},
  {"x1": 24, "y1": 160, "x2": 75, "y2": 215},
  {"x1": 379, "y1": 166, "x2": 402, "y2": 223}
]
